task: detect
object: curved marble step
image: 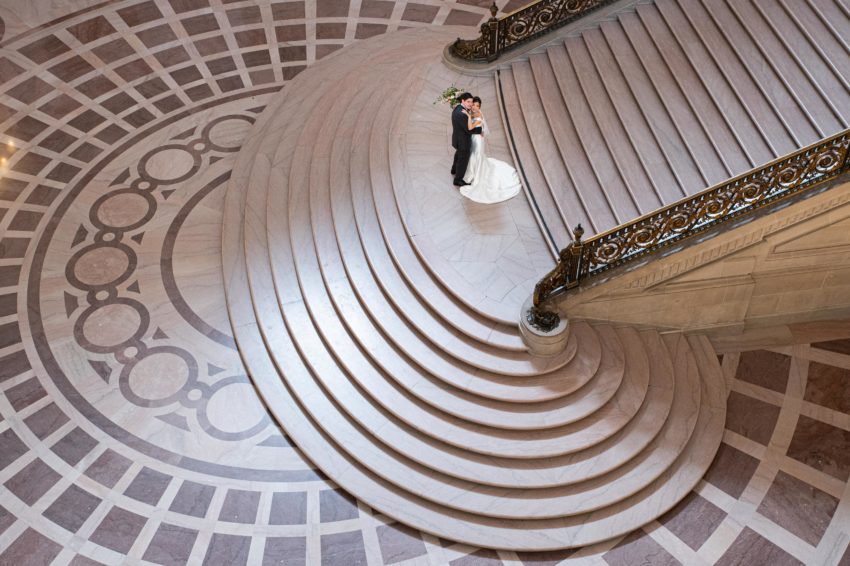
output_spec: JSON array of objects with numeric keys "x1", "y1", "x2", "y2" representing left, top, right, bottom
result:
[{"x1": 222, "y1": 26, "x2": 728, "y2": 551}]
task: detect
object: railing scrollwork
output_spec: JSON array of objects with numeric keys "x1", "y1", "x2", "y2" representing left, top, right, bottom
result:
[
  {"x1": 527, "y1": 130, "x2": 850, "y2": 331},
  {"x1": 450, "y1": 0, "x2": 616, "y2": 63}
]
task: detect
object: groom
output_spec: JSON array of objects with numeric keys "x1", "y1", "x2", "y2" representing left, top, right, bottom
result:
[{"x1": 451, "y1": 92, "x2": 474, "y2": 187}]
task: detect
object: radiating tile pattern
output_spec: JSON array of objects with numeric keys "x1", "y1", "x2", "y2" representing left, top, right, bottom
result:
[{"x1": 0, "y1": 0, "x2": 849, "y2": 563}]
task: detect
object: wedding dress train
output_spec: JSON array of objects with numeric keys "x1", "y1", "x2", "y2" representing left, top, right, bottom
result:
[{"x1": 461, "y1": 129, "x2": 521, "y2": 204}]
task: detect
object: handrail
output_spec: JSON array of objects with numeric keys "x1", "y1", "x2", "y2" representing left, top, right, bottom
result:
[
  {"x1": 450, "y1": 0, "x2": 617, "y2": 63},
  {"x1": 528, "y1": 129, "x2": 850, "y2": 331}
]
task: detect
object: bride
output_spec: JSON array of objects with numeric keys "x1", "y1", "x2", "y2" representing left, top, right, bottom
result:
[{"x1": 461, "y1": 97, "x2": 522, "y2": 204}]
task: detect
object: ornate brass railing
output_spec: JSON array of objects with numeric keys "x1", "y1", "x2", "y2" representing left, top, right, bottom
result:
[
  {"x1": 450, "y1": 0, "x2": 616, "y2": 62},
  {"x1": 528, "y1": 129, "x2": 850, "y2": 331}
]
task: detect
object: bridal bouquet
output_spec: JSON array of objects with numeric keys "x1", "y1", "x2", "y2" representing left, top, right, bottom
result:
[{"x1": 434, "y1": 85, "x2": 467, "y2": 107}]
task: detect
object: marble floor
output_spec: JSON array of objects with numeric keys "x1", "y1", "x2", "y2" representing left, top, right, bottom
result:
[{"x1": 0, "y1": 0, "x2": 850, "y2": 564}]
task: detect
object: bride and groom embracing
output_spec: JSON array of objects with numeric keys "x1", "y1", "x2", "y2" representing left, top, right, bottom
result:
[{"x1": 450, "y1": 92, "x2": 521, "y2": 204}]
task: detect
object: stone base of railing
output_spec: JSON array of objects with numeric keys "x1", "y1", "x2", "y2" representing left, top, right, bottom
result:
[{"x1": 519, "y1": 297, "x2": 570, "y2": 356}]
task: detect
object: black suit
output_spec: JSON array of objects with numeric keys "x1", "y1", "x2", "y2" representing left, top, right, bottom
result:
[{"x1": 451, "y1": 105, "x2": 472, "y2": 185}]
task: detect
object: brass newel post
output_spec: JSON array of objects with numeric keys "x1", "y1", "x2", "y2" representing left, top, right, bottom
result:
[
  {"x1": 485, "y1": 3, "x2": 500, "y2": 61},
  {"x1": 527, "y1": 225, "x2": 585, "y2": 332}
]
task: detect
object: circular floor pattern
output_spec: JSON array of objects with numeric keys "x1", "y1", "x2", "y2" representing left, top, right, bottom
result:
[{"x1": 0, "y1": 0, "x2": 849, "y2": 563}]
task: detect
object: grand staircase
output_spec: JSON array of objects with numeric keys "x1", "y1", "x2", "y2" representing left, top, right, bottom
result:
[
  {"x1": 221, "y1": 26, "x2": 727, "y2": 550},
  {"x1": 501, "y1": 0, "x2": 850, "y2": 247}
]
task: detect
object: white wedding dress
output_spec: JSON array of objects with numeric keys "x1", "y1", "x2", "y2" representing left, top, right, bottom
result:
[{"x1": 461, "y1": 119, "x2": 521, "y2": 204}]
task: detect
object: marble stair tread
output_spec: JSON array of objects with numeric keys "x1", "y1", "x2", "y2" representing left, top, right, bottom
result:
[
  {"x1": 654, "y1": 0, "x2": 776, "y2": 166},
  {"x1": 543, "y1": 45, "x2": 641, "y2": 224},
  {"x1": 497, "y1": 67, "x2": 574, "y2": 248},
  {"x1": 560, "y1": 37, "x2": 663, "y2": 216}
]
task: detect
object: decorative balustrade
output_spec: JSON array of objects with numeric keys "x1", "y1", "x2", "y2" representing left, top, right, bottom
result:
[
  {"x1": 528, "y1": 129, "x2": 850, "y2": 331},
  {"x1": 450, "y1": 0, "x2": 616, "y2": 62}
]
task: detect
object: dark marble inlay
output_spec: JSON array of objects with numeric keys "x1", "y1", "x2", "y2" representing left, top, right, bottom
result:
[
  {"x1": 70, "y1": 555, "x2": 108, "y2": 566},
  {"x1": 78, "y1": 75, "x2": 118, "y2": 99},
  {"x1": 136, "y1": 24, "x2": 179, "y2": 48},
  {"x1": 219, "y1": 489, "x2": 260, "y2": 524},
  {"x1": 169, "y1": 480, "x2": 214, "y2": 518},
  {"x1": 118, "y1": 1, "x2": 164, "y2": 27},
  {"x1": 90, "y1": 506, "x2": 147, "y2": 554},
  {"x1": 68, "y1": 109, "x2": 107, "y2": 132},
  {"x1": 272, "y1": 1, "x2": 305, "y2": 19},
  {"x1": 24, "y1": 402, "x2": 69, "y2": 439},
  {"x1": 805, "y1": 361, "x2": 850, "y2": 414},
  {"x1": 6, "y1": 116, "x2": 49, "y2": 142},
  {"x1": 194, "y1": 36, "x2": 229, "y2": 56},
  {"x1": 264, "y1": 537, "x2": 306, "y2": 566},
  {"x1": 11, "y1": 153, "x2": 53, "y2": 178},
  {"x1": 39, "y1": 130, "x2": 76, "y2": 152},
  {"x1": 125, "y1": 108, "x2": 157, "y2": 127},
  {"x1": 0, "y1": 238, "x2": 28, "y2": 259},
  {"x1": 70, "y1": 142, "x2": 103, "y2": 162},
  {"x1": 9, "y1": 210, "x2": 42, "y2": 231},
  {"x1": 49, "y1": 55, "x2": 96, "y2": 82},
  {"x1": 0, "y1": 179, "x2": 27, "y2": 202},
  {"x1": 47, "y1": 162, "x2": 82, "y2": 183},
  {"x1": 736, "y1": 350, "x2": 791, "y2": 393},
  {"x1": 203, "y1": 533, "x2": 251, "y2": 566},
  {"x1": 0, "y1": 349, "x2": 29, "y2": 383},
  {"x1": 19, "y1": 35, "x2": 70, "y2": 64},
  {"x1": 279, "y1": 45, "x2": 307, "y2": 62},
  {"x1": 242, "y1": 50, "x2": 272, "y2": 67},
  {"x1": 316, "y1": 44, "x2": 342, "y2": 60},
  {"x1": 182, "y1": 13, "x2": 220, "y2": 35},
  {"x1": 0, "y1": 504, "x2": 13, "y2": 536},
  {"x1": 401, "y1": 2, "x2": 439, "y2": 22},
  {"x1": 115, "y1": 59, "x2": 154, "y2": 82},
  {"x1": 360, "y1": 0, "x2": 394, "y2": 18},
  {"x1": 0, "y1": 293, "x2": 14, "y2": 317},
  {"x1": 321, "y1": 531, "x2": 367, "y2": 566},
  {"x1": 154, "y1": 46, "x2": 192, "y2": 67},
  {"x1": 85, "y1": 449, "x2": 132, "y2": 488},
  {"x1": 142, "y1": 522, "x2": 199, "y2": 565},
  {"x1": 235, "y1": 29, "x2": 268, "y2": 47},
  {"x1": 660, "y1": 491, "x2": 727, "y2": 551},
  {"x1": 451, "y1": 548, "x2": 504, "y2": 565},
  {"x1": 5, "y1": 458, "x2": 61, "y2": 505},
  {"x1": 25, "y1": 185, "x2": 60, "y2": 206},
  {"x1": 0, "y1": 58, "x2": 24, "y2": 83},
  {"x1": 275, "y1": 24, "x2": 306, "y2": 42},
  {"x1": 217, "y1": 76, "x2": 245, "y2": 92},
  {"x1": 43, "y1": 484, "x2": 102, "y2": 533},
  {"x1": 787, "y1": 415, "x2": 850, "y2": 481},
  {"x1": 355, "y1": 23, "x2": 386, "y2": 39},
  {"x1": 6, "y1": 376, "x2": 46, "y2": 410},
  {"x1": 250, "y1": 69, "x2": 275, "y2": 85},
  {"x1": 320, "y1": 489, "x2": 358, "y2": 523},
  {"x1": 603, "y1": 530, "x2": 680, "y2": 566},
  {"x1": 67, "y1": 16, "x2": 116, "y2": 43},
  {"x1": 316, "y1": 23, "x2": 346, "y2": 39},
  {"x1": 376, "y1": 522, "x2": 427, "y2": 564},
  {"x1": 725, "y1": 390, "x2": 781, "y2": 445},
  {"x1": 39, "y1": 93, "x2": 82, "y2": 119},
  {"x1": 154, "y1": 94, "x2": 184, "y2": 113},
  {"x1": 185, "y1": 84, "x2": 215, "y2": 102},
  {"x1": 137, "y1": 77, "x2": 170, "y2": 98},
  {"x1": 716, "y1": 527, "x2": 802, "y2": 566},
  {"x1": 704, "y1": 443, "x2": 760, "y2": 498},
  {"x1": 839, "y1": 543, "x2": 850, "y2": 566},
  {"x1": 171, "y1": 66, "x2": 203, "y2": 85},
  {"x1": 317, "y1": 0, "x2": 350, "y2": 17},
  {"x1": 102, "y1": 92, "x2": 137, "y2": 114},
  {"x1": 0, "y1": 528, "x2": 62, "y2": 564},
  {"x1": 227, "y1": 6, "x2": 262, "y2": 25},
  {"x1": 269, "y1": 491, "x2": 307, "y2": 525},
  {"x1": 207, "y1": 56, "x2": 237, "y2": 75},
  {"x1": 170, "y1": 0, "x2": 210, "y2": 13},
  {"x1": 52, "y1": 427, "x2": 97, "y2": 466},
  {"x1": 757, "y1": 470, "x2": 838, "y2": 546},
  {"x1": 91, "y1": 38, "x2": 136, "y2": 63},
  {"x1": 7, "y1": 76, "x2": 52, "y2": 104},
  {"x1": 0, "y1": 429, "x2": 28, "y2": 471},
  {"x1": 124, "y1": 466, "x2": 172, "y2": 505}
]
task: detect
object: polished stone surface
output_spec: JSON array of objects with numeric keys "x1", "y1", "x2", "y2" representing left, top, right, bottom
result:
[{"x1": 0, "y1": 0, "x2": 849, "y2": 563}]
